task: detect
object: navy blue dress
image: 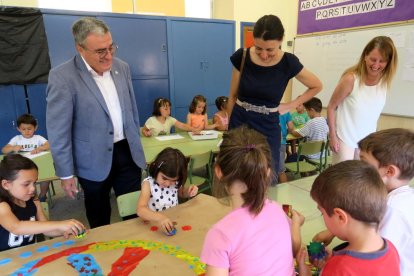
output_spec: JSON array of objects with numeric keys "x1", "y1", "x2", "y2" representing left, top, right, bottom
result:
[{"x1": 229, "y1": 48, "x2": 303, "y2": 178}]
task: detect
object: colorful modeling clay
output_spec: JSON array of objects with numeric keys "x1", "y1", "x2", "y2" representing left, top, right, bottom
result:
[
  {"x1": 282, "y1": 204, "x2": 292, "y2": 218},
  {"x1": 165, "y1": 228, "x2": 177, "y2": 236},
  {"x1": 307, "y1": 241, "x2": 327, "y2": 260}
]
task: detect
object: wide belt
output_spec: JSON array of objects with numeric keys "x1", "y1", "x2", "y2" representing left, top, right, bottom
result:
[{"x1": 236, "y1": 99, "x2": 279, "y2": 115}]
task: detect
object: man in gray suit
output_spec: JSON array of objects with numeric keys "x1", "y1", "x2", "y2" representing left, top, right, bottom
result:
[{"x1": 46, "y1": 17, "x2": 146, "y2": 228}]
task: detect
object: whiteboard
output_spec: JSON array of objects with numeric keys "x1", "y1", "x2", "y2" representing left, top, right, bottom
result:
[{"x1": 292, "y1": 23, "x2": 414, "y2": 117}]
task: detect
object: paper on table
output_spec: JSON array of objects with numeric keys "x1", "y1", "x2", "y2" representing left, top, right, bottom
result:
[
  {"x1": 19, "y1": 151, "x2": 49, "y2": 159},
  {"x1": 155, "y1": 134, "x2": 184, "y2": 141},
  {"x1": 188, "y1": 130, "x2": 219, "y2": 140}
]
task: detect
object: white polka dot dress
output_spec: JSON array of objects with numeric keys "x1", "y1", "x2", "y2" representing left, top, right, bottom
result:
[{"x1": 146, "y1": 177, "x2": 179, "y2": 212}]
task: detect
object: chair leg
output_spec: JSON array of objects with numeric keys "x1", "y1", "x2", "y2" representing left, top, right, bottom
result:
[{"x1": 50, "y1": 181, "x2": 56, "y2": 195}]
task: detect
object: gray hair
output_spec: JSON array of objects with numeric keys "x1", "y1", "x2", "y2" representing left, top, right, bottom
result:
[{"x1": 72, "y1": 17, "x2": 110, "y2": 46}]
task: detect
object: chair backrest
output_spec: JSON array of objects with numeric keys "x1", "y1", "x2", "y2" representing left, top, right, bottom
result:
[
  {"x1": 190, "y1": 151, "x2": 212, "y2": 170},
  {"x1": 40, "y1": 202, "x2": 49, "y2": 220},
  {"x1": 116, "y1": 191, "x2": 141, "y2": 217},
  {"x1": 298, "y1": 140, "x2": 325, "y2": 157},
  {"x1": 188, "y1": 151, "x2": 213, "y2": 189}
]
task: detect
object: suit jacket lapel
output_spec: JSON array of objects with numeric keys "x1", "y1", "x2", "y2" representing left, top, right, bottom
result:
[
  {"x1": 111, "y1": 60, "x2": 127, "y2": 120},
  {"x1": 75, "y1": 55, "x2": 111, "y2": 117}
]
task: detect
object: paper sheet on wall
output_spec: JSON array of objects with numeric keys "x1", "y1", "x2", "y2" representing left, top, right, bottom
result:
[{"x1": 155, "y1": 134, "x2": 184, "y2": 141}]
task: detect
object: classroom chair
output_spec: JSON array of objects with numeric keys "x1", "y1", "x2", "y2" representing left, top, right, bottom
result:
[
  {"x1": 40, "y1": 201, "x2": 50, "y2": 220},
  {"x1": 186, "y1": 151, "x2": 213, "y2": 194},
  {"x1": 116, "y1": 191, "x2": 141, "y2": 217},
  {"x1": 308, "y1": 137, "x2": 332, "y2": 171},
  {"x1": 285, "y1": 140, "x2": 325, "y2": 179},
  {"x1": 36, "y1": 181, "x2": 56, "y2": 208}
]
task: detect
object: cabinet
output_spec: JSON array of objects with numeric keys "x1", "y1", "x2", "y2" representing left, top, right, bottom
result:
[
  {"x1": 0, "y1": 85, "x2": 27, "y2": 147},
  {"x1": 99, "y1": 15, "x2": 169, "y2": 121},
  {"x1": 170, "y1": 19, "x2": 234, "y2": 121},
  {"x1": 26, "y1": 84, "x2": 48, "y2": 138},
  {"x1": 0, "y1": 9, "x2": 235, "y2": 145}
]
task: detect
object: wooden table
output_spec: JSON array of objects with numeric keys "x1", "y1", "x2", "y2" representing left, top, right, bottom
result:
[
  {"x1": 0, "y1": 194, "x2": 230, "y2": 275},
  {"x1": 0, "y1": 176, "x2": 336, "y2": 275}
]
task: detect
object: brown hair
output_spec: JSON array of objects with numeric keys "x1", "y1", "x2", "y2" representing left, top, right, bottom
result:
[
  {"x1": 213, "y1": 126, "x2": 272, "y2": 215},
  {"x1": 189, "y1": 95, "x2": 207, "y2": 115},
  {"x1": 358, "y1": 128, "x2": 414, "y2": 180},
  {"x1": 303, "y1": 97, "x2": 322, "y2": 113},
  {"x1": 311, "y1": 160, "x2": 387, "y2": 227},
  {"x1": 0, "y1": 154, "x2": 38, "y2": 210},
  {"x1": 152, "y1": 97, "x2": 171, "y2": 116},
  {"x1": 343, "y1": 36, "x2": 398, "y2": 88},
  {"x1": 253, "y1": 15, "x2": 284, "y2": 41},
  {"x1": 17, "y1": 114, "x2": 37, "y2": 127},
  {"x1": 148, "y1": 148, "x2": 188, "y2": 188}
]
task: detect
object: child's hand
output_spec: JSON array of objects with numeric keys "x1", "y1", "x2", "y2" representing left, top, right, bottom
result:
[
  {"x1": 157, "y1": 215, "x2": 175, "y2": 235},
  {"x1": 30, "y1": 148, "x2": 42, "y2": 154},
  {"x1": 312, "y1": 229, "x2": 335, "y2": 246},
  {"x1": 291, "y1": 209, "x2": 305, "y2": 227},
  {"x1": 58, "y1": 219, "x2": 86, "y2": 239},
  {"x1": 187, "y1": 185, "x2": 198, "y2": 197},
  {"x1": 309, "y1": 246, "x2": 331, "y2": 270},
  {"x1": 13, "y1": 145, "x2": 23, "y2": 152},
  {"x1": 143, "y1": 128, "x2": 152, "y2": 137},
  {"x1": 296, "y1": 246, "x2": 312, "y2": 276}
]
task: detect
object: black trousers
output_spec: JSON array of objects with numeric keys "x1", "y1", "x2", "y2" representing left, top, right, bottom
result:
[{"x1": 77, "y1": 139, "x2": 142, "y2": 228}]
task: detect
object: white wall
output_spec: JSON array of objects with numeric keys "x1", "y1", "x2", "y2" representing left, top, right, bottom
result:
[
  {"x1": 38, "y1": 0, "x2": 112, "y2": 12},
  {"x1": 185, "y1": 0, "x2": 212, "y2": 18}
]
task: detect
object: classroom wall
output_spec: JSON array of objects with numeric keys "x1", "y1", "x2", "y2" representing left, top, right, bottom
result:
[
  {"x1": 4, "y1": 0, "x2": 414, "y2": 129},
  {"x1": 213, "y1": 0, "x2": 414, "y2": 130},
  {"x1": 2, "y1": 0, "x2": 38, "y2": 7},
  {"x1": 135, "y1": 0, "x2": 184, "y2": 16}
]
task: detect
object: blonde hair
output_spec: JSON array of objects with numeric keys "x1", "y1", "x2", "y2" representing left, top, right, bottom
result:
[{"x1": 343, "y1": 36, "x2": 398, "y2": 88}]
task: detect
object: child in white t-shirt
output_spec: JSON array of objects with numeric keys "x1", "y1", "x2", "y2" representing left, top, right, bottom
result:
[
  {"x1": 142, "y1": 98, "x2": 200, "y2": 137},
  {"x1": 2, "y1": 114, "x2": 51, "y2": 202}
]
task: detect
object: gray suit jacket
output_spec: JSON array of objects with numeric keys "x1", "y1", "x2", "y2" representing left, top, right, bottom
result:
[{"x1": 46, "y1": 55, "x2": 146, "y2": 181}]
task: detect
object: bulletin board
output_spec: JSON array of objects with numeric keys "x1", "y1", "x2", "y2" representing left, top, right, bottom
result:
[{"x1": 292, "y1": 22, "x2": 414, "y2": 117}]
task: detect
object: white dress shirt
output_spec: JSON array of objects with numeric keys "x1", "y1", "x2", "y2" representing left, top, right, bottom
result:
[{"x1": 82, "y1": 57, "x2": 124, "y2": 143}]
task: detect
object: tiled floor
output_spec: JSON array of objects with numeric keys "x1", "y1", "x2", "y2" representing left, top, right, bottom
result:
[{"x1": 46, "y1": 181, "x2": 122, "y2": 229}]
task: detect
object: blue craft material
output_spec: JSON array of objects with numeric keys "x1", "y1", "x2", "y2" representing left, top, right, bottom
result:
[
  {"x1": 64, "y1": 240, "x2": 75, "y2": 246},
  {"x1": 165, "y1": 228, "x2": 177, "y2": 236},
  {"x1": 52, "y1": 241, "x2": 63, "y2": 248},
  {"x1": 0, "y1": 258, "x2": 11, "y2": 266},
  {"x1": 19, "y1": 252, "x2": 32, "y2": 258},
  {"x1": 36, "y1": 246, "x2": 49, "y2": 253}
]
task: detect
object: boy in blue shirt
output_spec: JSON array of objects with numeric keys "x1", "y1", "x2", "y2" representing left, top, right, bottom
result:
[{"x1": 279, "y1": 113, "x2": 294, "y2": 183}]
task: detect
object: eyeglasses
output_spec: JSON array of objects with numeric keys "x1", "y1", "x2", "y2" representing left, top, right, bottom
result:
[{"x1": 81, "y1": 43, "x2": 118, "y2": 58}]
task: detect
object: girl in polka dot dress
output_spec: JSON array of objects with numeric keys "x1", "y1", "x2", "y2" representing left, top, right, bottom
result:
[{"x1": 137, "y1": 148, "x2": 198, "y2": 234}]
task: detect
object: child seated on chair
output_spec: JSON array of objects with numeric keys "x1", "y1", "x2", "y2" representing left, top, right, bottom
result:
[
  {"x1": 297, "y1": 160, "x2": 400, "y2": 275},
  {"x1": 213, "y1": 96, "x2": 229, "y2": 131},
  {"x1": 279, "y1": 112, "x2": 294, "y2": 183},
  {"x1": 142, "y1": 98, "x2": 201, "y2": 137},
  {"x1": 0, "y1": 154, "x2": 85, "y2": 251},
  {"x1": 2, "y1": 114, "x2": 51, "y2": 202},
  {"x1": 187, "y1": 95, "x2": 217, "y2": 130},
  {"x1": 137, "y1": 148, "x2": 198, "y2": 234},
  {"x1": 290, "y1": 97, "x2": 328, "y2": 160},
  {"x1": 291, "y1": 99, "x2": 310, "y2": 129}
]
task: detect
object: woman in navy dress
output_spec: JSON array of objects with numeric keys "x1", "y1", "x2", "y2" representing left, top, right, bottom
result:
[{"x1": 227, "y1": 15, "x2": 322, "y2": 184}]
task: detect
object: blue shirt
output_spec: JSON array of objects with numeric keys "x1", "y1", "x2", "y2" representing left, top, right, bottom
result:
[{"x1": 279, "y1": 113, "x2": 292, "y2": 145}]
